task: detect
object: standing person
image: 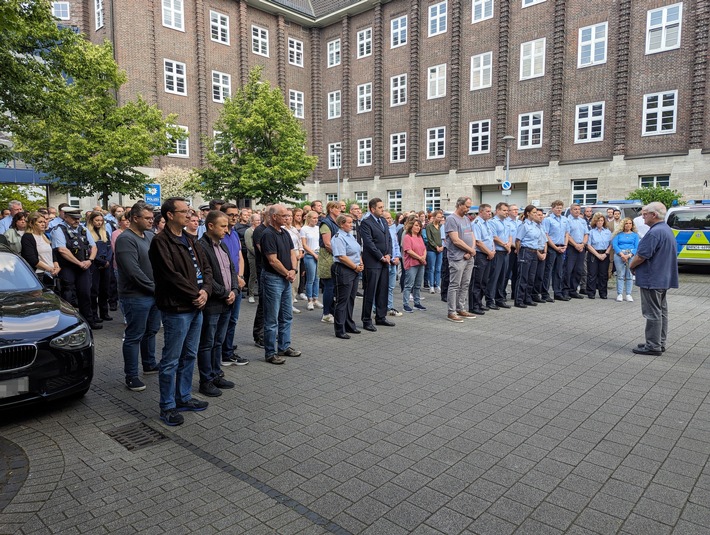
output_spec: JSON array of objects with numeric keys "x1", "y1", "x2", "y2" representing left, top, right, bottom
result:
[
  {"x1": 579, "y1": 206, "x2": 594, "y2": 294},
  {"x1": 244, "y1": 212, "x2": 261, "y2": 303},
  {"x1": 149, "y1": 197, "x2": 213, "y2": 426},
  {"x1": 505, "y1": 204, "x2": 521, "y2": 301},
  {"x1": 445, "y1": 197, "x2": 477, "y2": 322},
  {"x1": 21, "y1": 212, "x2": 60, "y2": 286},
  {"x1": 514, "y1": 205, "x2": 544, "y2": 308},
  {"x1": 425, "y1": 210, "x2": 444, "y2": 294},
  {"x1": 251, "y1": 210, "x2": 269, "y2": 347},
  {"x1": 311, "y1": 199, "x2": 324, "y2": 218},
  {"x1": 586, "y1": 212, "x2": 612, "y2": 299},
  {"x1": 630, "y1": 203, "x2": 679, "y2": 356},
  {"x1": 115, "y1": 201, "x2": 161, "y2": 392},
  {"x1": 633, "y1": 212, "x2": 650, "y2": 238},
  {"x1": 384, "y1": 212, "x2": 403, "y2": 317},
  {"x1": 331, "y1": 214, "x2": 364, "y2": 338},
  {"x1": 0, "y1": 200, "x2": 23, "y2": 234},
  {"x1": 2, "y1": 211, "x2": 27, "y2": 253},
  {"x1": 612, "y1": 218, "x2": 640, "y2": 302},
  {"x1": 486, "y1": 202, "x2": 512, "y2": 309},
  {"x1": 401, "y1": 218, "x2": 427, "y2": 313},
  {"x1": 300, "y1": 210, "x2": 322, "y2": 310},
  {"x1": 469, "y1": 204, "x2": 495, "y2": 315},
  {"x1": 531, "y1": 207, "x2": 548, "y2": 303},
  {"x1": 317, "y1": 202, "x2": 341, "y2": 324},
  {"x1": 348, "y1": 203, "x2": 364, "y2": 297},
  {"x1": 292, "y1": 207, "x2": 307, "y2": 300},
  {"x1": 283, "y1": 211, "x2": 304, "y2": 314},
  {"x1": 51, "y1": 207, "x2": 101, "y2": 329},
  {"x1": 359, "y1": 198, "x2": 395, "y2": 331},
  {"x1": 542, "y1": 200, "x2": 570, "y2": 302},
  {"x1": 87, "y1": 211, "x2": 114, "y2": 323},
  {"x1": 260, "y1": 205, "x2": 301, "y2": 364},
  {"x1": 565, "y1": 204, "x2": 589, "y2": 299}
]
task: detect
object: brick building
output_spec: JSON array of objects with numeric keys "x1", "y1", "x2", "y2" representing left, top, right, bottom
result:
[{"x1": 51, "y1": 0, "x2": 710, "y2": 211}]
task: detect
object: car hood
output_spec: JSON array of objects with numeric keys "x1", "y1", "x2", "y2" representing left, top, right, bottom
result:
[{"x1": 0, "y1": 290, "x2": 83, "y2": 343}]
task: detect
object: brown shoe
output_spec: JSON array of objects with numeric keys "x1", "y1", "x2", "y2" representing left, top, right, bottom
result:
[
  {"x1": 457, "y1": 310, "x2": 477, "y2": 318},
  {"x1": 447, "y1": 313, "x2": 464, "y2": 323},
  {"x1": 265, "y1": 355, "x2": 286, "y2": 365}
]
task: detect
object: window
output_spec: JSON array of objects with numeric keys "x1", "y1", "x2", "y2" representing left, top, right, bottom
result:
[
  {"x1": 357, "y1": 28, "x2": 372, "y2": 58},
  {"x1": 252, "y1": 25, "x2": 269, "y2": 56},
  {"x1": 640, "y1": 175, "x2": 670, "y2": 188},
  {"x1": 391, "y1": 74, "x2": 407, "y2": 107},
  {"x1": 472, "y1": 0, "x2": 493, "y2": 23},
  {"x1": 288, "y1": 38, "x2": 304, "y2": 67},
  {"x1": 328, "y1": 143, "x2": 342, "y2": 169},
  {"x1": 427, "y1": 127, "x2": 446, "y2": 159},
  {"x1": 326, "y1": 193, "x2": 338, "y2": 202},
  {"x1": 164, "y1": 60, "x2": 187, "y2": 95},
  {"x1": 210, "y1": 11, "x2": 229, "y2": 44},
  {"x1": 328, "y1": 39, "x2": 341, "y2": 67},
  {"x1": 213, "y1": 130, "x2": 227, "y2": 155},
  {"x1": 572, "y1": 179, "x2": 597, "y2": 205},
  {"x1": 328, "y1": 91, "x2": 341, "y2": 119},
  {"x1": 469, "y1": 120, "x2": 491, "y2": 154},
  {"x1": 355, "y1": 192, "x2": 369, "y2": 206},
  {"x1": 162, "y1": 0, "x2": 184, "y2": 31},
  {"x1": 470, "y1": 52, "x2": 492, "y2": 90},
  {"x1": 523, "y1": 0, "x2": 545, "y2": 6},
  {"x1": 289, "y1": 90, "x2": 304, "y2": 118},
  {"x1": 212, "y1": 71, "x2": 231, "y2": 102},
  {"x1": 357, "y1": 83, "x2": 372, "y2": 113},
  {"x1": 169, "y1": 126, "x2": 189, "y2": 158},
  {"x1": 643, "y1": 91, "x2": 677, "y2": 135},
  {"x1": 68, "y1": 194, "x2": 81, "y2": 209},
  {"x1": 388, "y1": 190, "x2": 403, "y2": 212},
  {"x1": 575, "y1": 102, "x2": 604, "y2": 143},
  {"x1": 390, "y1": 133, "x2": 407, "y2": 162},
  {"x1": 358, "y1": 138, "x2": 372, "y2": 166},
  {"x1": 391, "y1": 16, "x2": 408, "y2": 48},
  {"x1": 52, "y1": 2, "x2": 70, "y2": 20},
  {"x1": 578, "y1": 22, "x2": 607, "y2": 67},
  {"x1": 520, "y1": 38, "x2": 545, "y2": 79},
  {"x1": 425, "y1": 188, "x2": 441, "y2": 211},
  {"x1": 429, "y1": 2, "x2": 447, "y2": 37},
  {"x1": 428, "y1": 64, "x2": 447, "y2": 99},
  {"x1": 646, "y1": 3, "x2": 682, "y2": 54},
  {"x1": 95, "y1": 0, "x2": 104, "y2": 30},
  {"x1": 518, "y1": 112, "x2": 543, "y2": 149}
]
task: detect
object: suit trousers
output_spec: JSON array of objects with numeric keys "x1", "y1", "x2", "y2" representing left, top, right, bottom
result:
[
  {"x1": 487, "y1": 250, "x2": 509, "y2": 305},
  {"x1": 564, "y1": 247, "x2": 586, "y2": 296},
  {"x1": 361, "y1": 263, "x2": 389, "y2": 325},
  {"x1": 469, "y1": 252, "x2": 491, "y2": 312}
]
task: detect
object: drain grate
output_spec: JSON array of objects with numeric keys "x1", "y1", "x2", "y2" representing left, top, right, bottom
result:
[{"x1": 106, "y1": 422, "x2": 168, "y2": 451}]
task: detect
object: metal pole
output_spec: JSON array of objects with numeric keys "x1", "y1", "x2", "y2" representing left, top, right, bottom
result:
[
  {"x1": 337, "y1": 159, "x2": 341, "y2": 201},
  {"x1": 505, "y1": 145, "x2": 510, "y2": 184}
]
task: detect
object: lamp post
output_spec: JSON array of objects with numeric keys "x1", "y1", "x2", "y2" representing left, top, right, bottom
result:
[
  {"x1": 503, "y1": 135, "x2": 515, "y2": 185},
  {"x1": 334, "y1": 146, "x2": 342, "y2": 201}
]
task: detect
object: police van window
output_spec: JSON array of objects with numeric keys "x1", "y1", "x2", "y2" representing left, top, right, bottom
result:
[{"x1": 667, "y1": 208, "x2": 710, "y2": 231}]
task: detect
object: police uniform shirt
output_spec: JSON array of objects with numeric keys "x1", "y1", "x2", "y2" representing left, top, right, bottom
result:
[
  {"x1": 567, "y1": 215, "x2": 589, "y2": 244},
  {"x1": 473, "y1": 217, "x2": 494, "y2": 252},
  {"x1": 542, "y1": 213, "x2": 570, "y2": 245},
  {"x1": 588, "y1": 227, "x2": 612, "y2": 251},
  {"x1": 536, "y1": 222, "x2": 547, "y2": 250},
  {"x1": 331, "y1": 230, "x2": 362, "y2": 265},
  {"x1": 51, "y1": 220, "x2": 96, "y2": 249},
  {"x1": 489, "y1": 216, "x2": 511, "y2": 251},
  {"x1": 516, "y1": 219, "x2": 542, "y2": 249}
]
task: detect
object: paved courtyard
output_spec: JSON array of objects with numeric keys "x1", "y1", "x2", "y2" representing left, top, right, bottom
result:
[{"x1": 2, "y1": 270, "x2": 710, "y2": 535}]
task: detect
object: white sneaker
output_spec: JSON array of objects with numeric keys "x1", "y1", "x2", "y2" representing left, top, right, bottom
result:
[
  {"x1": 388, "y1": 308, "x2": 403, "y2": 317},
  {"x1": 314, "y1": 300, "x2": 324, "y2": 309},
  {"x1": 298, "y1": 293, "x2": 308, "y2": 301},
  {"x1": 307, "y1": 301, "x2": 314, "y2": 310},
  {"x1": 626, "y1": 295, "x2": 634, "y2": 302},
  {"x1": 435, "y1": 286, "x2": 441, "y2": 293},
  {"x1": 248, "y1": 296, "x2": 255, "y2": 303},
  {"x1": 616, "y1": 294, "x2": 623, "y2": 302},
  {"x1": 429, "y1": 287, "x2": 436, "y2": 294},
  {"x1": 321, "y1": 314, "x2": 334, "y2": 323},
  {"x1": 292, "y1": 306, "x2": 301, "y2": 314}
]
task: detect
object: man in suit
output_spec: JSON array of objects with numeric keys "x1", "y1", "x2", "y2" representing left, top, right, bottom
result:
[{"x1": 359, "y1": 198, "x2": 395, "y2": 331}]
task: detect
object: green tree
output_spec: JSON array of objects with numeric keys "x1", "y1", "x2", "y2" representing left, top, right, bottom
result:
[
  {"x1": 626, "y1": 187, "x2": 684, "y2": 208},
  {"x1": 155, "y1": 165, "x2": 198, "y2": 200},
  {"x1": 0, "y1": 185, "x2": 44, "y2": 213},
  {"x1": 196, "y1": 66, "x2": 318, "y2": 205}
]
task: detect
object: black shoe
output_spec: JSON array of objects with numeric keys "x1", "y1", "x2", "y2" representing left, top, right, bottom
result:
[
  {"x1": 471, "y1": 309, "x2": 486, "y2": 315},
  {"x1": 600, "y1": 296, "x2": 608, "y2": 300},
  {"x1": 363, "y1": 324, "x2": 377, "y2": 332},
  {"x1": 126, "y1": 376, "x2": 146, "y2": 392},
  {"x1": 143, "y1": 365, "x2": 160, "y2": 375},
  {"x1": 532, "y1": 297, "x2": 544, "y2": 303},
  {"x1": 632, "y1": 347, "x2": 662, "y2": 356},
  {"x1": 89, "y1": 323, "x2": 103, "y2": 330},
  {"x1": 94, "y1": 317, "x2": 104, "y2": 323},
  {"x1": 587, "y1": 295, "x2": 595, "y2": 299},
  {"x1": 254, "y1": 339, "x2": 264, "y2": 348},
  {"x1": 160, "y1": 409, "x2": 184, "y2": 426},
  {"x1": 109, "y1": 304, "x2": 118, "y2": 311},
  {"x1": 481, "y1": 306, "x2": 490, "y2": 311},
  {"x1": 176, "y1": 398, "x2": 209, "y2": 411},
  {"x1": 514, "y1": 303, "x2": 527, "y2": 309},
  {"x1": 213, "y1": 376, "x2": 235, "y2": 389},
  {"x1": 101, "y1": 314, "x2": 113, "y2": 321},
  {"x1": 555, "y1": 295, "x2": 571, "y2": 302},
  {"x1": 569, "y1": 293, "x2": 584, "y2": 299},
  {"x1": 198, "y1": 382, "x2": 222, "y2": 397},
  {"x1": 487, "y1": 304, "x2": 500, "y2": 310},
  {"x1": 278, "y1": 347, "x2": 302, "y2": 357},
  {"x1": 375, "y1": 319, "x2": 395, "y2": 327},
  {"x1": 524, "y1": 301, "x2": 538, "y2": 307},
  {"x1": 336, "y1": 333, "x2": 351, "y2": 340},
  {"x1": 356, "y1": 291, "x2": 364, "y2": 298},
  {"x1": 497, "y1": 303, "x2": 511, "y2": 309},
  {"x1": 347, "y1": 328, "x2": 362, "y2": 334},
  {"x1": 544, "y1": 297, "x2": 554, "y2": 303},
  {"x1": 637, "y1": 343, "x2": 666, "y2": 353}
]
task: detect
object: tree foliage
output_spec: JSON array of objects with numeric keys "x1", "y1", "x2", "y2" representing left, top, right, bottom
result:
[
  {"x1": 0, "y1": 185, "x2": 45, "y2": 213},
  {"x1": 195, "y1": 66, "x2": 318, "y2": 205},
  {"x1": 626, "y1": 187, "x2": 684, "y2": 208},
  {"x1": 155, "y1": 165, "x2": 198, "y2": 200}
]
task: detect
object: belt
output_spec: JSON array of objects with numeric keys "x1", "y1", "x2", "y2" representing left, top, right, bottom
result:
[{"x1": 521, "y1": 246, "x2": 537, "y2": 251}]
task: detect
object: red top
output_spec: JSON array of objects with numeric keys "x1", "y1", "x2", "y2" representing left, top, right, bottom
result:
[{"x1": 403, "y1": 234, "x2": 426, "y2": 270}]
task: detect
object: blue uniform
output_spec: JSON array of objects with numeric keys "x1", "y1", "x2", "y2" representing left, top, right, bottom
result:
[
  {"x1": 331, "y1": 229, "x2": 362, "y2": 337},
  {"x1": 516, "y1": 220, "x2": 543, "y2": 249},
  {"x1": 543, "y1": 214, "x2": 569, "y2": 246},
  {"x1": 586, "y1": 226, "x2": 612, "y2": 299},
  {"x1": 332, "y1": 230, "x2": 362, "y2": 265},
  {"x1": 542, "y1": 213, "x2": 570, "y2": 299},
  {"x1": 567, "y1": 215, "x2": 589, "y2": 245},
  {"x1": 487, "y1": 216, "x2": 512, "y2": 306},
  {"x1": 565, "y1": 215, "x2": 589, "y2": 297},
  {"x1": 588, "y1": 227, "x2": 612, "y2": 251}
]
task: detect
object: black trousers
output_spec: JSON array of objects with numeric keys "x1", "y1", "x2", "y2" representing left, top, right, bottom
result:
[
  {"x1": 253, "y1": 266, "x2": 264, "y2": 342},
  {"x1": 587, "y1": 252, "x2": 609, "y2": 298},
  {"x1": 542, "y1": 247, "x2": 565, "y2": 298},
  {"x1": 487, "y1": 250, "x2": 509, "y2": 305},
  {"x1": 332, "y1": 263, "x2": 358, "y2": 336},
  {"x1": 564, "y1": 247, "x2": 585, "y2": 296},
  {"x1": 508, "y1": 250, "x2": 518, "y2": 301},
  {"x1": 361, "y1": 264, "x2": 388, "y2": 325},
  {"x1": 532, "y1": 253, "x2": 545, "y2": 299},
  {"x1": 469, "y1": 252, "x2": 490, "y2": 312},
  {"x1": 440, "y1": 250, "x2": 450, "y2": 302},
  {"x1": 60, "y1": 264, "x2": 94, "y2": 323},
  {"x1": 91, "y1": 264, "x2": 110, "y2": 319},
  {"x1": 108, "y1": 267, "x2": 118, "y2": 308},
  {"x1": 515, "y1": 248, "x2": 537, "y2": 306}
]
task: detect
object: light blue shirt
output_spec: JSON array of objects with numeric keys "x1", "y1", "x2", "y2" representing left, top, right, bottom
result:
[
  {"x1": 51, "y1": 220, "x2": 96, "y2": 249},
  {"x1": 543, "y1": 213, "x2": 569, "y2": 245},
  {"x1": 588, "y1": 227, "x2": 612, "y2": 251},
  {"x1": 516, "y1": 219, "x2": 544, "y2": 249},
  {"x1": 489, "y1": 216, "x2": 511, "y2": 251},
  {"x1": 473, "y1": 217, "x2": 494, "y2": 252},
  {"x1": 0, "y1": 215, "x2": 12, "y2": 234},
  {"x1": 536, "y1": 222, "x2": 547, "y2": 250},
  {"x1": 567, "y1": 215, "x2": 589, "y2": 244},
  {"x1": 332, "y1": 230, "x2": 362, "y2": 265},
  {"x1": 388, "y1": 224, "x2": 401, "y2": 258}
]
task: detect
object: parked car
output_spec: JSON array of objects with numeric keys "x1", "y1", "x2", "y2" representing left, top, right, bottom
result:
[
  {"x1": 565, "y1": 200, "x2": 643, "y2": 219},
  {"x1": 0, "y1": 246, "x2": 94, "y2": 410},
  {"x1": 665, "y1": 202, "x2": 710, "y2": 266}
]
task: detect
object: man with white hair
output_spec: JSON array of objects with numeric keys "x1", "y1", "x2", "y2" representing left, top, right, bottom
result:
[
  {"x1": 0, "y1": 200, "x2": 23, "y2": 234},
  {"x1": 629, "y1": 202, "x2": 678, "y2": 356}
]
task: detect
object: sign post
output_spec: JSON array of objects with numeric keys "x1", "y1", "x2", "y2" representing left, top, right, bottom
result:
[{"x1": 501, "y1": 181, "x2": 512, "y2": 196}]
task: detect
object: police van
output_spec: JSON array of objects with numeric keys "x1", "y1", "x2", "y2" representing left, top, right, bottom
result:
[
  {"x1": 665, "y1": 201, "x2": 710, "y2": 266},
  {"x1": 564, "y1": 200, "x2": 643, "y2": 219}
]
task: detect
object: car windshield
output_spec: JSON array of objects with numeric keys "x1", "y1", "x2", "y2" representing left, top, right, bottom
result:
[
  {"x1": 0, "y1": 253, "x2": 43, "y2": 292},
  {"x1": 667, "y1": 208, "x2": 710, "y2": 231}
]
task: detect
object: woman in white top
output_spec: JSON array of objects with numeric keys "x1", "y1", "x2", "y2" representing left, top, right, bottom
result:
[
  {"x1": 299, "y1": 210, "x2": 322, "y2": 310},
  {"x1": 20, "y1": 212, "x2": 60, "y2": 286},
  {"x1": 282, "y1": 212, "x2": 305, "y2": 313}
]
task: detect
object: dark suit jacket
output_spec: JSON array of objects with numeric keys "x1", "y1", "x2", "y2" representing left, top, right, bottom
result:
[{"x1": 359, "y1": 215, "x2": 392, "y2": 268}]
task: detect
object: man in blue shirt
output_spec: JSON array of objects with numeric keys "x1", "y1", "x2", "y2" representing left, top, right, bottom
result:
[
  {"x1": 487, "y1": 202, "x2": 512, "y2": 309},
  {"x1": 505, "y1": 204, "x2": 521, "y2": 301},
  {"x1": 542, "y1": 200, "x2": 570, "y2": 302},
  {"x1": 469, "y1": 204, "x2": 495, "y2": 315},
  {"x1": 629, "y1": 202, "x2": 679, "y2": 356},
  {"x1": 220, "y1": 203, "x2": 248, "y2": 366},
  {"x1": 565, "y1": 204, "x2": 589, "y2": 299},
  {"x1": 0, "y1": 200, "x2": 23, "y2": 234}
]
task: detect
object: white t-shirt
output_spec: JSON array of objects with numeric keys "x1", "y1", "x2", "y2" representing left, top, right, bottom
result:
[
  {"x1": 300, "y1": 225, "x2": 320, "y2": 255},
  {"x1": 35, "y1": 234, "x2": 53, "y2": 273}
]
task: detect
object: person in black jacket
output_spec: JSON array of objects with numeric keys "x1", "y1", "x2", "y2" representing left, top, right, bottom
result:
[{"x1": 196, "y1": 211, "x2": 239, "y2": 397}]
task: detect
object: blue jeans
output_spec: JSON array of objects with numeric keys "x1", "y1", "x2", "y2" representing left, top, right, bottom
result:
[
  {"x1": 403, "y1": 264, "x2": 425, "y2": 306},
  {"x1": 322, "y1": 278, "x2": 334, "y2": 315},
  {"x1": 426, "y1": 251, "x2": 443, "y2": 288},
  {"x1": 303, "y1": 254, "x2": 319, "y2": 299},
  {"x1": 198, "y1": 308, "x2": 231, "y2": 384},
  {"x1": 261, "y1": 271, "x2": 293, "y2": 356},
  {"x1": 614, "y1": 253, "x2": 634, "y2": 295},
  {"x1": 159, "y1": 309, "x2": 203, "y2": 410},
  {"x1": 387, "y1": 263, "x2": 397, "y2": 310},
  {"x1": 121, "y1": 295, "x2": 161, "y2": 379},
  {"x1": 221, "y1": 292, "x2": 242, "y2": 359}
]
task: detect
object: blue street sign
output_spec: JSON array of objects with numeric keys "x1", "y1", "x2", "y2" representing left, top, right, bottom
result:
[
  {"x1": 502, "y1": 181, "x2": 512, "y2": 191},
  {"x1": 145, "y1": 184, "x2": 161, "y2": 207}
]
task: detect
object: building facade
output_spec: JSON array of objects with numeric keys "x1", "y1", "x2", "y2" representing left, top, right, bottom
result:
[{"x1": 53, "y1": 0, "x2": 710, "y2": 211}]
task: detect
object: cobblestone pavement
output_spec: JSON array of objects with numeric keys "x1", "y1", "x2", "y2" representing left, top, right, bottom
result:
[{"x1": 1, "y1": 270, "x2": 710, "y2": 535}]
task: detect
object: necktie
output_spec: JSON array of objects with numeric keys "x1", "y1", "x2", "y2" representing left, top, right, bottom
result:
[{"x1": 378, "y1": 218, "x2": 385, "y2": 231}]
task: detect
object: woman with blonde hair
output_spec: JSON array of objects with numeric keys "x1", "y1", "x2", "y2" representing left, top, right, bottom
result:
[
  {"x1": 612, "y1": 217, "x2": 640, "y2": 302},
  {"x1": 21, "y1": 211, "x2": 60, "y2": 287},
  {"x1": 87, "y1": 211, "x2": 114, "y2": 321}
]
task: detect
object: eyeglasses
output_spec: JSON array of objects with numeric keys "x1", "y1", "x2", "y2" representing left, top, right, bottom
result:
[
  {"x1": 227, "y1": 213, "x2": 239, "y2": 218},
  {"x1": 172, "y1": 209, "x2": 190, "y2": 214}
]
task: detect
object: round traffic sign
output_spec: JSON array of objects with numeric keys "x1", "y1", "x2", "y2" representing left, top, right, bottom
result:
[{"x1": 502, "y1": 181, "x2": 512, "y2": 191}]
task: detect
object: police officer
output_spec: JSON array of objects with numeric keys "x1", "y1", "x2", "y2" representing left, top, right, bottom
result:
[
  {"x1": 51, "y1": 207, "x2": 101, "y2": 329},
  {"x1": 514, "y1": 205, "x2": 544, "y2": 309},
  {"x1": 565, "y1": 204, "x2": 588, "y2": 299},
  {"x1": 469, "y1": 204, "x2": 495, "y2": 315},
  {"x1": 487, "y1": 202, "x2": 512, "y2": 309}
]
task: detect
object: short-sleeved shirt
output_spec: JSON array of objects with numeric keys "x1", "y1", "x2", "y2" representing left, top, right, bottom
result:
[
  {"x1": 635, "y1": 222, "x2": 679, "y2": 290},
  {"x1": 445, "y1": 213, "x2": 474, "y2": 262},
  {"x1": 260, "y1": 225, "x2": 294, "y2": 275},
  {"x1": 51, "y1": 220, "x2": 96, "y2": 249},
  {"x1": 252, "y1": 223, "x2": 267, "y2": 270},
  {"x1": 516, "y1": 219, "x2": 543, "y2": 249},
  {"x1": 567, "y1": 215, "x2": 589, "y2": 244},
  {"x1": 588, "y1": 227, "x2": 612, "y2": 250},
  {"x1": 332, "y1": 230, "x2": 362, "y2": 265},
  {"x1": 473, "y1": 217, "x2": 494, "y2": 252},
  {"x1": 543, "y1": 214, "x2": 569, "y2": 245},
  {"x1": 300, "y1": 225, "x2": 320, "y2": 254},
  {"x1": 489, "y1": 216, "x2": 511, "y2": 251}
]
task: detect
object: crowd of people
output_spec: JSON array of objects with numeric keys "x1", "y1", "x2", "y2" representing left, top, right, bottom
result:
[{"x1": 0, "y1": 195, "x2": 677, "y2": 425}]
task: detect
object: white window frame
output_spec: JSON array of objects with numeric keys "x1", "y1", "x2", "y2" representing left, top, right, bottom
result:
[
  {"x1": 390, "y1": 74, "x2": 407, "y2": 107},
  {"x1": 469, "y1": 120, "x2": 491, "y2": 155},
  {"x1": 326, "y1": 193, "x2": 339, "y2": 202},
  {"x1": 328, "y1": 143, "x2": 342, "y2": 169},
  {"x1": 424, "y1": 188, "x2": 441, "y2": 211},
  {"x1": 213, "y1": 130, "x2": 226, "y2": 154},
  {"x1": 646, "y1": 3, "x2": 683, "y2": 55},
  {"x1": 388, "y1": 190, "x2": 403, "y2": 212},
  {"x1": 164, "y1": 59, "x2": 187, "y2": 96},
  {"x1": 518, "y1": 111, "x2": 543, "y2": 149},
  {"x1": 429, "y1": 1, "x2": 448, "y2": 37},
  {"x1": 642, "y1": 90, "x2": 678, "y2": 136},
  {"x1": 523, "y1": 0, "x2": 545, "y2": 6},
  {"x1": 578, "y1": 22, "x2": 607, "y2": 68},
  {"x1": 575, "y1": 102, "x2": 605, "y2": 143},
  {"x1": 428, "y1": 64, "x2": 447, "y2": 99},
  {"x1": 252, "y1": 25, "x2": 269, "y2": 57},
  {"x1": 472, "y1": 0, "x2": 493, "y2": 23},
  {"x1": 212, "y1": 71, "x2": 231, "y2": 103},
  {"x1": 328, "y1": 91, "x2": 341, "y2": 119},
  {"x1": 470, "y1": 52, "x2": 492, "y2": 90},
  {"x1": 358, "y1": 138, "x2": 373, "y2": 167},
  {"x1": 210, "y1": 11, "x2": 229, "y2": 45},
  {"x1": 390, "y1": 132, "x2": 407, "y2": 163},
  {"x1": 94, "y1": 0, "x2": 104, "y2": 30},
  {"x1": 640, "y1": 175, "x2": 670, "y2": 189},
  {"x1": 520, "y1": 38, "x2": 546, "y2": 80},
  {"x1": 288, "y1": 38, "x2": 304, "y2": 67},
  {"x1": 162, "y1": 0, "x2": 184, "y2": 31},
  {"x1": 52, "y1": 2, "x2": 71, "y2": 20},
  {"x1": 427, "y1": 127, "x2": 446, "y2": 159},
  {"x1": 357, "y1": 83, "x2": 372, "y2": 114},
  {"x1": 67, "y1": 194, "x2": 81, "y2": 209},
  {"x1": 289, "y1": 90, "x2": 304, "y2": 119},
  {"x1": 357, "y1": 28, "x2": 372, "y2": 58},
  {"x1": 355, "y1": 192, "x2": 369, "y2": 206},
  {"x1": 572, "y1": 179, "x2": 598, "y2": 205},
  {"x1": 391, "y1": 16, "x2": 408, "y2": 48},
  {"x1": 169, "y1": 125, "x2": 189, "y2": 158},
  {"x1": 327, "y1": 39, "x2": 341, "y2": 67}
]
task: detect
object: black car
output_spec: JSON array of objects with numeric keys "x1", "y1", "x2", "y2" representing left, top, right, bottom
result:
[{"x1": 0, "y1": 247, "x2": 94, "y2": 410}]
